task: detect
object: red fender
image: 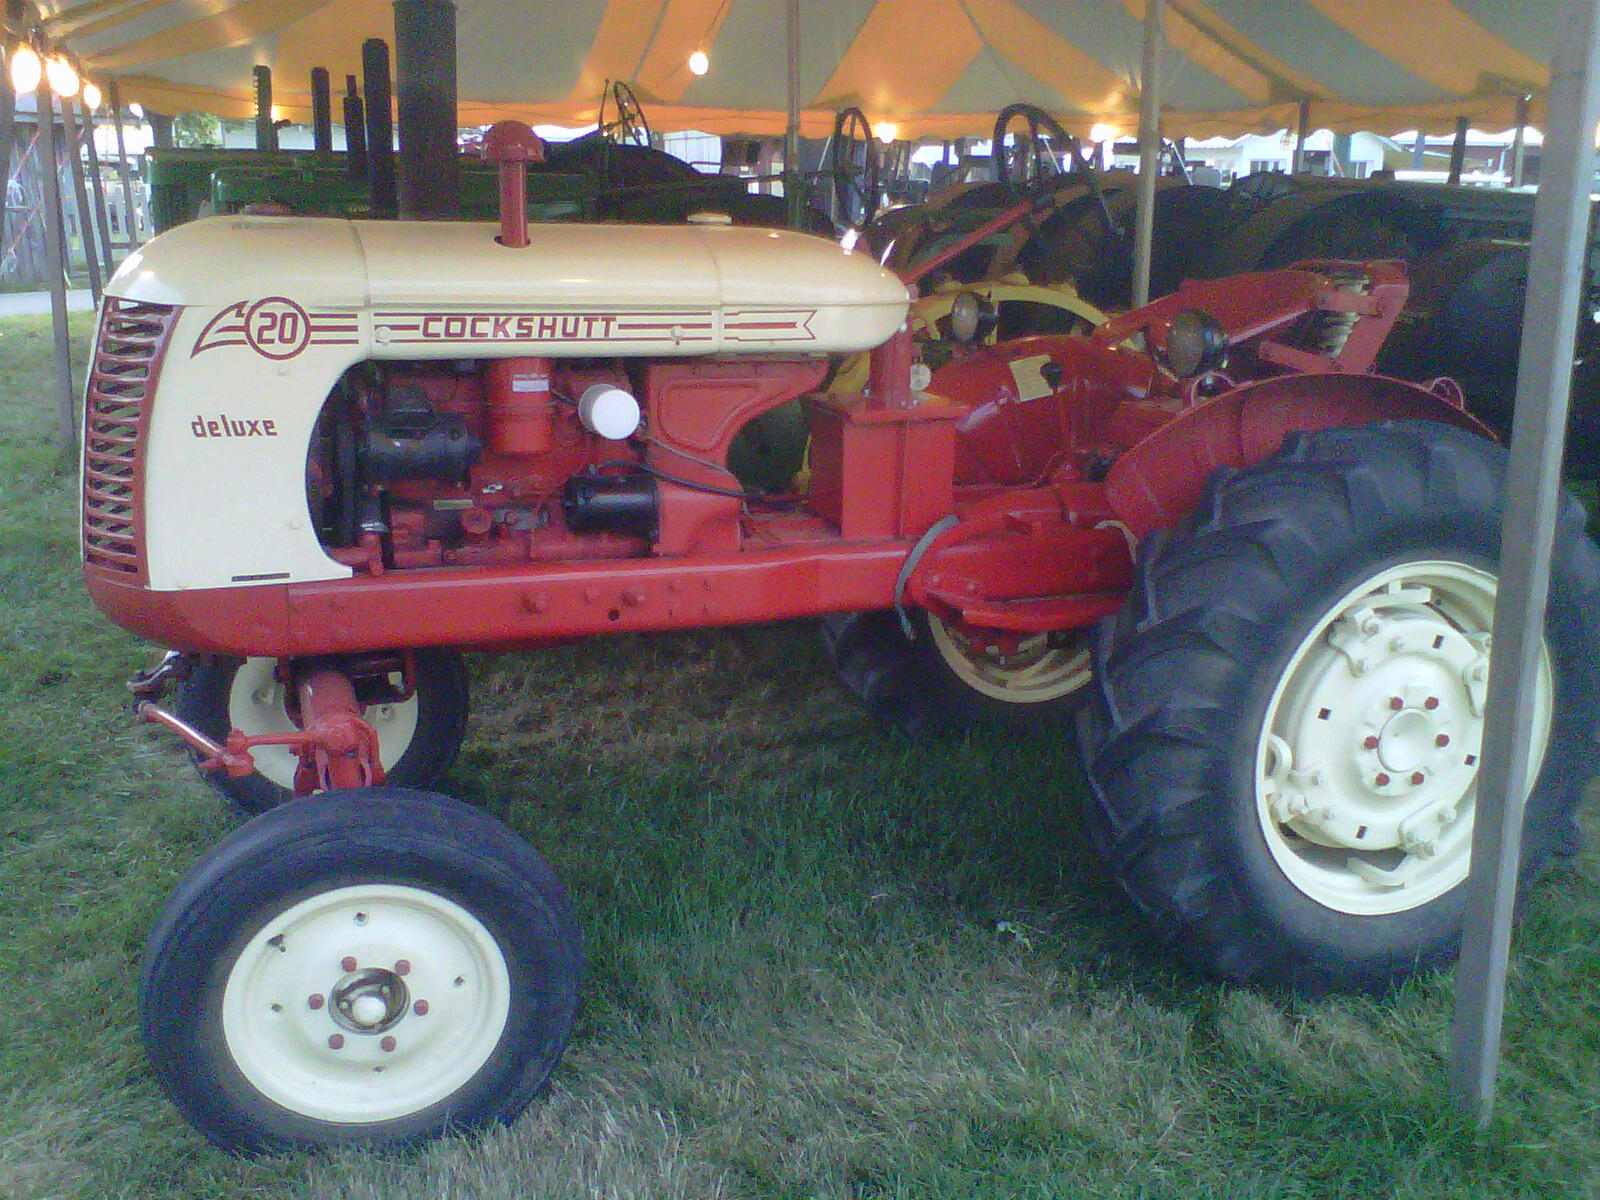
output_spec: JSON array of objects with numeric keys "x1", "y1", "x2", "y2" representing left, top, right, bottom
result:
[{"x1": 1102, "y1": 373, "x2": 1493, "y2": 539}]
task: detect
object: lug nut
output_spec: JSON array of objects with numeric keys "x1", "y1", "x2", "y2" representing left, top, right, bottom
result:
[
  {"x1": 340, "y1": 955, "x2": 358, "y2": 972},
  {"x1": 1389, "y1": 696, "x2": 1404, "y2": 711},
  {"x1": 327, "y1": 1034, "x2": 345, "y2": 1050},
  {"x1": 1410, "y1": 771, "x2": 1425, "y2": 786},
  {"x1": 307, "y1": 993, "x2": 325, "y2": 1011},
  {"x1": 1436, "y1": 733, "x2": 1450, "y2": 747},
  {"x1": 1424, "y1": 696, "x2": 1440, "y2": 710},
  {"x1": 413, "y1": 1000, "x2": 429, "y2": 1016},
  {"x1": 1375, "y1": 773, "x2": 1391, "y2": 786},
  {"x1": 380, "y1": 1036, "x2": 397, "y2": 1053},
  {"x1": 1363, "y1": 735, "x2": 1379, "y2": 750},
  {"x1": 394, "y1": 959, "x2": 411, "y2": 977}
]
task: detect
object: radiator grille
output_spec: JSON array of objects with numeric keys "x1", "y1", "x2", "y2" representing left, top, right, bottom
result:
[{"x1": 81, "y1": 299, "x2": 178, "y2": 582}]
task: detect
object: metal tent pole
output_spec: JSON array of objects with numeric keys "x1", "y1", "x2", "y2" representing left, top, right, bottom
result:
[
  {"x1": 1447, "y1": 114, "x2": 1469, "y2": 184},
  {"x1": 0, "y1": 49, "x2": 14, "y2": 262},
  {"x1": 1292, "y1": 98, "x2": 1310, "y2": 174},
  {"x1": 784, "y1": 0, "x2": 800, "y2": 228},
  {"x1": 107, "y1": 80, "x2": 139, "y2": 252},
  {"x1": 60, "y1": 90, "x2": 101, "y2": 302},
  {"x1": 36, "y1": 87, "x2": 76, "y2": 448},
  {"x1": 1449, "y1": 0, "x2": 1600, "y2": 1125},
  {"x1": 78, "y1": 97, "x2": 115, "y2": 271},
  {"x1": 1510, "y1": 92, "x2": 1531, "y2": 188},
  {"x1": 1131, "y1": 0, "x2": 1163, "y2": 307},
  {"x1": 253, "y1": 64, "x2": 276, "y2": 150}
]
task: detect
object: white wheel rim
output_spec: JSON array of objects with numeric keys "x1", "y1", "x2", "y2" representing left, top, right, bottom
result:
[
  {"x1": 928, "y1": 617, "x2": 1091, "y2": 704},
  {"x1": 221, "y1": 884, "x2": 511, "y2": 1125},
  {"x1": 1255, "y1": 560, "x2": 1553, "y2": 916},
  {"x1": 227, "y1": 658, "x2": 421, "y2": 789}
]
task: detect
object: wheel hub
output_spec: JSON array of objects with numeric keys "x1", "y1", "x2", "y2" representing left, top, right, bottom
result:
[
  {"x1": 1254, "y1": 561, "x2": 1552, "y2": 916},
  {"x1": 329, "y1": 967, "x2": 410, "y2": 1034}
]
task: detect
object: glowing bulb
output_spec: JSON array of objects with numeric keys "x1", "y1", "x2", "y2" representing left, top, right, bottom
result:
[
  {"x1": 81, "y1": 80, "x2": 102, "y2": 110},
  {"x1": 874, "y1": 121, "x2": 897, "y2": 144},
  {"x1": 45, "y1": 55, "x2": 79, "y2": 98},
  {"x1": 688, "y1": 49, "x2": 709, "y2": 75},
  {"x1": 1089, "y1": 122, "x2": 1118, "y2": 144},
  {"x1": 129, "y1": 101, "x2": 144, "y2": 118},
  {"x1": 8, "y1": 45, "x2": 42, "y2": 95}
]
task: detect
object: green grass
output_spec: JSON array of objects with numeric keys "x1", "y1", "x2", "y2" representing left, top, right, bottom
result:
[{"x1": 3, "y1": 311, "x2": 1600, "y2": 1198}]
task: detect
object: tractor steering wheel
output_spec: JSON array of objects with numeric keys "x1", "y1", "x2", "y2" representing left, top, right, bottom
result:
[
  {"x1": 991, "y1": 103, "x2": 1078, "y2": 188},
  {"x1": 599, "y1": 80, "x2": 652, "y2": 147},
  {"x1": 828, "y1": 106, "x2": 882, "y2": 229}
]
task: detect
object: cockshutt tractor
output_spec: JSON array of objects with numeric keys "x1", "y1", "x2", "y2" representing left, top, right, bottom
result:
[{"x1": 83, "y1": 123, "x2": 1600, "y2": 1153}]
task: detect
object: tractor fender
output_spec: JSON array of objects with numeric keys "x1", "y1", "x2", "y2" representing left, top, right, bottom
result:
[{"x1": 1102, "y1": 373, "x2": 1492, "y2": 539}]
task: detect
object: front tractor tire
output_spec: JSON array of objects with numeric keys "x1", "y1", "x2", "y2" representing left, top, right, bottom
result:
[
  {"x1": 140, "y1": 788, "x2": 581, "y2": 1153},
  {"x1": 823, "y1": 610, "x2": 1091, "y2": 735},
  {"x1": 174, "y1": 650, "x2": 469, "y2": 814},
  {"x1": 1078, "y1": 421, "x2": 1600, "y2": 994}
]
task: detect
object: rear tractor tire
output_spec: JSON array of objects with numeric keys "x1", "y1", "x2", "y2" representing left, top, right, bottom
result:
[
  {"x1": 140, "y1": 787, "x2": 581, "y2": 1153},
  {"x1": 174, "y1": 649, "x2": 469, "y2": 814},
  {"x1": 823, "y1": 609, "x2": 1091, "y2": 735},
  {"x1": 1078, "y1": 421, "x2": 1600, "y2": 993}
]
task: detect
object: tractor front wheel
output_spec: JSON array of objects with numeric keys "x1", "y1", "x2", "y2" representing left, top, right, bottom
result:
[
  {"x1": 1077, "y1": 421, "x2": 1600, "y2": 993},
  {"x1": 139, "y1": 788, "x2": 581, "y2": 1153},
  {"x1": 174, "y1": 650, "x2": 469, "y2": 813}
]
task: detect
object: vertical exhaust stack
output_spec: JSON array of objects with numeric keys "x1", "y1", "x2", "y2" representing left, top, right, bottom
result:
[
  {"x1": 394, "y1": 0, "x2": 460, "y2": 219},
  {"x1": 343, "y1": 75, "x2": 368, "y2": 183},
  {"x1": 253, "y1": 65, "x2": 276, "y2": 151},
  {"x1": 311, "y1": 67, "x2": 333, "y2": 154},
  {"x1": 362, "y1": 39, "x2": 397, "y2": 218},
  {"x1": 480, "y1": 121, "x2": 545, "y2": 248}
]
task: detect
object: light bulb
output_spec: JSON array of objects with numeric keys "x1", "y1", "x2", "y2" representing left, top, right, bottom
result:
[
  {"x1": 1089, "y1": 122, "x2": 1118, "y2": 144},
  {"x1": 81, "y1": 80, "x2": 102, "y2": 110},
  {"x1": 129, "y1": 101, "x2": 144, "y2": 118},
  {"x1": 8, "y1": 45, "x2": 42, "y2": 95},
  {"x1": 874, "y1": 121, "x2": 897, "y2": 144},
  {"x1": 45, "y1": 55, "x2": 79, "y2": 98},
  {"x1": 688, "y1": 49, "x2": 709, "y2": 75}
]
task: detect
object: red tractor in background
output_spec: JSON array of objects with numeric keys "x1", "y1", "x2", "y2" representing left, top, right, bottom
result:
[{"x1": 84, "y1": 121, "x2": 1600, "y2": 1153}]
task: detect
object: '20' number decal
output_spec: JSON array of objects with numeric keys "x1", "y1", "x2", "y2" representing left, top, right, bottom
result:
[{"x1": 244, "y1": 297, "x2": 313, "y2": 360}]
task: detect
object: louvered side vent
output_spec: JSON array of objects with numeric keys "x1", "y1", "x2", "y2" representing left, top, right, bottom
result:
[{"x1": 81, "y1": 299, "x2": 178, "y2": 583}]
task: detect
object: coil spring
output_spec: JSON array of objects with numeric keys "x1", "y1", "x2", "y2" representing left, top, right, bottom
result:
[{"x1": 1306, "y1": 271, "x2": 1370, "y2": 360}]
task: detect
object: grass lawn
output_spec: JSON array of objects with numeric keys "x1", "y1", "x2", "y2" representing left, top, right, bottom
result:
[{"x1": 3, "y1": 311, "x2": 1600, "y2": 1199}]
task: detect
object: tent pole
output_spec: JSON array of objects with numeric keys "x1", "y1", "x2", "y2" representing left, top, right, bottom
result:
[
  {"x1": 1449, "y1": 0, "x2": 1600, "y2": 1126},
  {"x1": 253, "y1": 65, "x2": 276, "y2": 151},
  {"x1": 79, "y1": 97, "x2": 115, "y2": 271},
  {"x1": 1131, "y1": 0, "x2": 1163, "y2": 307},
  {"x1": 0, "y1": 47, "x2": 14, "y2": 266},
  {"x1": 784, "y1": 0, "x2": 800, "y2": 228},
  {"x1": 36, "y1": 87, "x2": 76, "y2": 449},
  {"x1": 1448, "y1": 114, "x2": 1468, "y2": 184},
  {"x1": 108, "y1": 80, "x2": 139, "y2": 252},
  {"x1": 61, "y1": 93, "x2": 101, "y2": 303},
  {"x1": 1510, "y1": 92, "x2": 1530, "y2": 187},
  {"x1": 1292, "y1": 98, "x2": 1310, "y2": 174}
]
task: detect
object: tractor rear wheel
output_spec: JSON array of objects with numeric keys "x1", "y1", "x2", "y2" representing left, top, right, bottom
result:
[
  {"x1": 1077, "y1": 421, "x2": 1600, "y2": 993},
  {"x1": 140, "y1": 787, "x2": 581, "y2": 1153},
  {"x1": 823, "y1": 610, "x2": 1090, "y2": 735},
  {"x1": 175, "y1": 650, "x2": 469, "y2": 814}
]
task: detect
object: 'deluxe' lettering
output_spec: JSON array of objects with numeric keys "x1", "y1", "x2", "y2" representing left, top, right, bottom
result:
[{"x1": 191, "y1": 415, "x2": 279, "y2": 439}]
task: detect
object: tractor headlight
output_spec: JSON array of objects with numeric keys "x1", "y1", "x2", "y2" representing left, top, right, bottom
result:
[
  {"x1": 1164, "y1": 308, "x2": 1227, "y2": 377},
  {"x1": 949, "y1": 291, "x2": 996, "y2": 343}
]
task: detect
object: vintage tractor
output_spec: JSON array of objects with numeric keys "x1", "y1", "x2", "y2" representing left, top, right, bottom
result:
[{"x1": 83, "y1": 121, "x2": 1600, "y2": 1153}]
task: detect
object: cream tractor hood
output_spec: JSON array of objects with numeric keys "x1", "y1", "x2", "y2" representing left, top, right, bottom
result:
[{"x1": 107, "y1": 215, "x2": 912, "y2": 359}]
